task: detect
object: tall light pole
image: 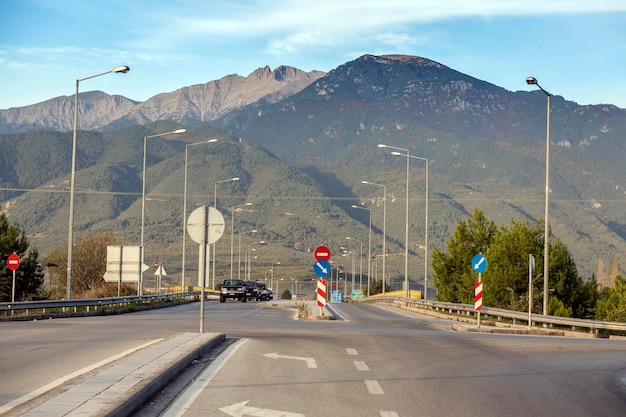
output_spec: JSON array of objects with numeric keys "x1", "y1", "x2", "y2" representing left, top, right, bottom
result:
[
  {"x1": 141, "y1": 129, "x2": 186, "y2": 295},
  {"x1": 351, "y1": 205, "x2": 371, "y2": 296},
  {"x1": 391, "y1": 153, "x2": 429, "y2": 300},
  {"x1": 230, "y1": 203, "x2": 252, "y2": 279},
  {"x1": 238, "y1": 229, "x2": 257, "y2": 279},
  {"x1": 526, "y1": 76, "x2": 551, "y2": 316},
  {"x1": 181, "y1": 139, "x2": 218, "y2": 288},
  {"x1": 271, "y1": 261, "x2": 280, "y2": 293},
  {"x1": 378, "y1": 143, "x2": 410, "y2": 300},
  {"x1": 346, "y1": 237, "x2": 363, "y2": 295},
  {"x1": 67, "y1": 65, "x2": 129, "y2": 300},
  {"x1": 361, "y1": 181, "x2": 386, "y2": 294},
  {"x1": 213, "y1": 177, "x2": 240, "y2": 289}
]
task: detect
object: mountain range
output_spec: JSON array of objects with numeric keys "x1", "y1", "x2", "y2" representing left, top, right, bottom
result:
[{"x1": 1, "y1": 54, "x2": 625, "y2": 285}]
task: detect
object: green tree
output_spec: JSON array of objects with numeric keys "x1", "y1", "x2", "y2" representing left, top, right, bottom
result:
[
  {"x1": 367, "y1": 279, "x2": 391, "y2": 296},
  {"x1": 483, "y1": 218, "x2": 543, "y2": 309},
  {"x1": 432, "y1": 208, "x2": 498, "y2": 303},
  {"x1": 0, "y1": 212, "x2": 44, "y2": 301},
  {"x1": 597, "y1": 275, "x2": 626, "y2": 322},
  {"x1": 549, "y1": 296, "x2": 573, "y2": 317},
  {"x1": 549, "y1": 238, "x2": 588, "y2": 316},
  {"x1": 46, "y1": 230, "x2": 121, "y2": 299}
]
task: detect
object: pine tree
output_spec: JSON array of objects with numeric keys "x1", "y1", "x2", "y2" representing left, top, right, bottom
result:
[{"x1": 0, "y1": 212, "x2": 44, "y2": 301}]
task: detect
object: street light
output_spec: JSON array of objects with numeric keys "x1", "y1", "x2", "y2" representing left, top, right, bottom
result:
[
  {"x1": 526, "y1": 76, "x2": 552, "y2": 316},
  {"x1": 351, "y1": 205, "x2": 371, "y2": 297},
  {"x1": 391, "y1": 152, "x2": 429, "y2": 300},
  {"x1": 271, "y1": 262, "x2": 281, "y2": 293},
  {"x1": 361, "y1": 180, "x2": 386, "y2": 295},
  {"x1": 378, "y1": 143, "x2": 410, "y2": 300},
  {"x1": 181, "y1": 139, "x2": 218, "y2": 288},
  {"x1": 141, "y1": 128, "x2": 187, "y2": 295},
  {"x1": 230, "y1": 203, "x2": 252, "y2": 279},
  {"x1": 346, "y1": 237, "x2": 362, "y2": 295},
  {"x1": 213, "y1": 177, "x2": 240, "y2": 289},
  {"x1": 67, "y1": 65, "x2": 129, "y2": 300},
  {"x1": 238, "y1": 229, "x2": 258, "y2": 279}
]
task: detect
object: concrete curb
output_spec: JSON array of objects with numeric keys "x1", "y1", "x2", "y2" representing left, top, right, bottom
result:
[
  {"x1": 16, "y1": 332, "x2": 225, "y2": 417},
  {"x1": 99, "y1": 332, "x2": 225, "y2": 417}
]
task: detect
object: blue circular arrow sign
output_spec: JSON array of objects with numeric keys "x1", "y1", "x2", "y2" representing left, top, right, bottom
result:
[
  {"x1": 314, "y1": 260, "x2": 331, "y2": 277},
  {"x1": 471, "y1": 254, "x2": 487, "y2": 273}
]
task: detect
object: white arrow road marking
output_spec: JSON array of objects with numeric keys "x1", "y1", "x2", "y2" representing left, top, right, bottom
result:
[
  {"x1": 262, "y1": 353, "x2": 317, "y2": 368},
  {"x1": 220, "y1": 400, "x2": 305, "y2": 417},
  {"x1": 473, "y1": 256, "x2": 485, "y2": 270},
  {"x1": 315, "y1": 261, "x2": 328, "y2": 274}
]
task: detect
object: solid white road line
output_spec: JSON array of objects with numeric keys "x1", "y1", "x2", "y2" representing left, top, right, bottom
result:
[{"x1": 162, "y1": 338, "x2": 248, "y2": 417}]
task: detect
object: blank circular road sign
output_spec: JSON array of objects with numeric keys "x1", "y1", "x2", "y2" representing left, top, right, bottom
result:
[{"x1": 187, "y1": 206, "x2": 225, "y2": 244}]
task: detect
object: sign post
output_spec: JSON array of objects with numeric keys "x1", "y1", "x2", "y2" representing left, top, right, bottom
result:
[
  {"x1": 7, "y1": 253, "x2": 20, "y2": 303},
  {"x1": 188, "y1": 205, "x2": 225, "y2": 333},
  {"x1": 317, "y1": 279, "x2": 327, "y2": 315},
  {"x1": 314, "y1": 245, "x2": 331, "y2": 314},
  {"x1": 528, "y1": 254, "x2": 535, "y2": 330},
  {"x1": 471, "y1": 254, "x2": 487, "y2": 328}
]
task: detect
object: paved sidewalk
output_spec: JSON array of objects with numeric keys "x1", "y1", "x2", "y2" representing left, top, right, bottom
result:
[{"x1": 12, "y1": 332, "x2": 224, "y2": 417}]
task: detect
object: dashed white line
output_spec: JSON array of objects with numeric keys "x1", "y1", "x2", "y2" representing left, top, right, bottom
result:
[
  {"x1": 379, "y1": 411, "x2": 400, "y2": 417},
  {"x1": 346, "y1": 348, "x2": 358, "y2": 356},
  {"x1": 353, "y1": 360, "x2": 370, "y2": 371},
  {"x1": 364, "y1": 379, "x2": 385, "y2": 395}
]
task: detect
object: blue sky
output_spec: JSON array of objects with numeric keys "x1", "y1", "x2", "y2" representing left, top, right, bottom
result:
[{"x1": 2, "y1": 0, "x2": 626, "y2": 109}]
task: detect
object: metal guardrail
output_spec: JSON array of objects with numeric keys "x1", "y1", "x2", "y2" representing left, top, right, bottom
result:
[
  {"x1": 367, "y1": 296, "x2": 626, "y2": 335},
  {"x1": 0, "y1": 292, "x2": 201, "y2": 319}
]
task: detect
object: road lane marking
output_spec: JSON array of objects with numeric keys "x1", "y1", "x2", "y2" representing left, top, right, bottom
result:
[
  {"x1": 162, "y1": 339, "x2": 248, "y2": 417},
  {"x1": 379, "y1": 412, "x2": 400, "y2": 417},
  {"x1": 220, "y1": 400, "x2": 305, "y2": 417},
  {"x1": 263, "y1": 352, "x2": 318, "y2": 368},
  {"x1": 346, "y1": 348, "x2": 358, "y2": 355},
  {"x1": 0, "y1": 338, "x2": 164, "y2": 415},
  {"x1": 353, "y1": 361, "x2": 370, "y2": 371},
  {"x1": 364, "y1": 379, "x2": 385, "y2": 395}
]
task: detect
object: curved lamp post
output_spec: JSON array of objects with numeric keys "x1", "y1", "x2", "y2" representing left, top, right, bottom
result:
[
  {"x1": 526, "y1": 76, "x2": 552, "y2": 316},
  {"x1": 213, "y1": 177, "x2": 240, "y2": 288},
  {"x1": 141, "y1": 128, "x2": 187, "y2": 295},
  {"x1": 351, "y1": 205, "x2": 371, "y2": 296},
  {"x1": 361, "y1": 180, "x2": 387, "y2": 294},
  {"x1": 230, "y1": 203, "x2": 252, "y2": 278},
  {"x1": 67, "y1": 65, "x2": 129, "y2": 300},
  {"x1": 391, "y1": 153, "x2": 429, "y2": 300},
  {"x1": 346, "y1": 237, "x2": 363, "y2": 295},
  {"x1": 378, "y1": 143, "x2": 410, "y2": 300},
  {"x1": 181, "y1": 139, "x2": 218, "y2": 288}
]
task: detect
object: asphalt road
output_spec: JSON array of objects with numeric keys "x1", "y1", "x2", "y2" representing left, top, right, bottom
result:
[{"x1": 2, "y1": 301, "x2": 626, "y2": 417}]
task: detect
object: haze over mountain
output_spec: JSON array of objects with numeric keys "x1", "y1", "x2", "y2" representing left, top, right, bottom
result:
[{"x1": 1, "y1": 54, "x2": 625, "y2": 284}]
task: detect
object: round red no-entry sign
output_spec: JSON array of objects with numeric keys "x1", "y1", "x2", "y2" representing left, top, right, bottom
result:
[
  {"x1": 314, "y1": 245, "x2": 331, "y2": 261},
  {"x1": 7, "y1": 253, "x2": 20, "y2": 271}
]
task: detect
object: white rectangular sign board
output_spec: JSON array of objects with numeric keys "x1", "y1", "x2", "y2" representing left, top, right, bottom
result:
[{"x1": 104, "y1": 245, "x2": 142, "y2": 283}]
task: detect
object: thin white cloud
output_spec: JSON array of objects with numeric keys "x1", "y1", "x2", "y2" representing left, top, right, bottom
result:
[{"x1": 137, "y1": 0, "x2": 626, "y2": 56}]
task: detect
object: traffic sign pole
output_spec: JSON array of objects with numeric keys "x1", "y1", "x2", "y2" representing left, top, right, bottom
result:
[
  {"x1": 471, "y1": 254, "x2": 487, "y2": 328},
  {"x1": 7, "y1": 253, "x2": 20, "y2": 304}
]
